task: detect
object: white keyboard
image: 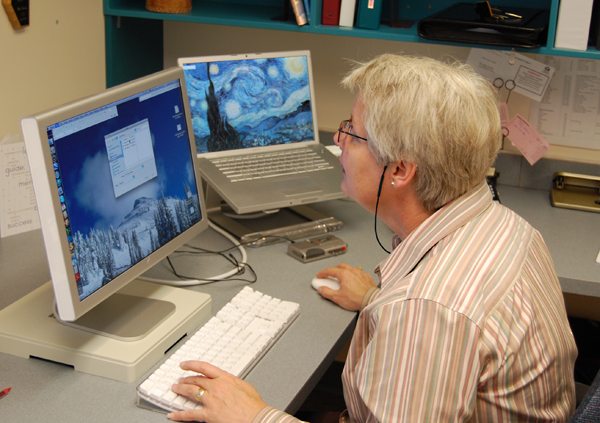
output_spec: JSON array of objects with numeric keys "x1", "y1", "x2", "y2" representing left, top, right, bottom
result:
[{"x1": 136, "y1": 287, "x2": 300, "y2": 413}]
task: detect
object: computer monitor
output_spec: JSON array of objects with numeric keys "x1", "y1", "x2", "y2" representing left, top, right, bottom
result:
[
  {"x1": 21, "y1": 67, "x2": 208, "y2": 325},
  {"x1": 4, "y1": 68, "x2": 212, "y2": 382}
]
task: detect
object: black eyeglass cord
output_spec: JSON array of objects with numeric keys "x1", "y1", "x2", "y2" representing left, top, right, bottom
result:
[{"x1": 374, "y1": 165, "x2": 391, "y2": 254}]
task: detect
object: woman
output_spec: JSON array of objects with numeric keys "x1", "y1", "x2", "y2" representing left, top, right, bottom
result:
[{"x1": 169, "y1": 54, "x2": 577, "y2": 423}]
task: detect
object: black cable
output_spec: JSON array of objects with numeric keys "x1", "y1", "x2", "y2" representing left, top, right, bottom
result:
[
  {"x1": 177, "y1": 234, "x2": 294, "y2": 256},
  {"x1": 374, "y1": 165, "x2": 391, "y2": 254},
  {"x1": 163, "y1": 234, "x2": 295, "y2": 284},
  {"x1": 166, "y1": 252, "x2": 257, "y2": 284}
]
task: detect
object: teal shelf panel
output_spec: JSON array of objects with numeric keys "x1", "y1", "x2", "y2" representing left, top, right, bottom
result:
[{"x1": 538, "y1": 47, "x2": 600, "y2": 59}]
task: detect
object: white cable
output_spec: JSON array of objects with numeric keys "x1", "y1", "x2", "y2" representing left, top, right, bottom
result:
[{"x1": 137, "y1": 220, "x2": 248, "y2": 287}]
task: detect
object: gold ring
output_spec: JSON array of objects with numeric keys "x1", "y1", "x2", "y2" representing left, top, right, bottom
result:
[
  {"x1": 194, "y1": 388, "x2": 206, "y2": 402},
  {"x1": 358, "y1": 267, "x2": 363, "y2": 271}
]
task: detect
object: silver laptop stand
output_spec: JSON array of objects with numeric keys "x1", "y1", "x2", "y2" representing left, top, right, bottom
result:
[{"x1": 204, "y1": 184, "x2": 343, "y2": 247}]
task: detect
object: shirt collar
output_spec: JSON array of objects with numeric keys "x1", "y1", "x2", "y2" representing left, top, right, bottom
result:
[{"x1": 379, "y1": 182, "x2": 494, "y2": 284}]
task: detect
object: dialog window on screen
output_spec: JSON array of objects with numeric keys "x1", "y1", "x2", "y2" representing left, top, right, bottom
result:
[{"x1": 105, "y1": 119, "x2": 158, "y2": 198}]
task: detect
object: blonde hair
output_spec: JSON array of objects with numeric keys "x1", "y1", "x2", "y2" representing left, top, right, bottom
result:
[{"x1": 342, "y1": 54, "x2": 502, "y2": 210}]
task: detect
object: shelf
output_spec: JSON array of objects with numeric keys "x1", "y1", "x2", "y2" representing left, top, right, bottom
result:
[
  {"x1": 104, "y1": 0, "x2": 600, "y2": 88},
  {"x1": 105, "y1": 1, "x2": 306, "y2": 32}
]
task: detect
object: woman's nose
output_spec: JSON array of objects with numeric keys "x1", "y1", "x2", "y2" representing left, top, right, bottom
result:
[{"x1": 333, "y1": 130, "x2": 342, "y2": 146}]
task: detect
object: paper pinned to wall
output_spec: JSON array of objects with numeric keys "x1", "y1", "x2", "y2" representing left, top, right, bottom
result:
[
  {"x1": 467, "y1": 49, "x2": 555, "y2": 102},
  {"x1": 0, "y1": 133, "x2": 40, "y2": 237},
  {"x1": 504, "y1": 114, "x2": 551, "y2": 165},
  {"x1": 529, "y1": 56, "x2": 600, "y2": 150}
]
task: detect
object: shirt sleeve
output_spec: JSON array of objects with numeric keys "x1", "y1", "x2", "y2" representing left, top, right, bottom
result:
[
  {"x1": 360, "y1": 287, "x2": 381, "y2": 311},
  {"x1": 251, "y1": 406, "x2": 303, "y2": 423},
  {"x1": 352, "y1": 299, "x2": 481, "y2": 423}
]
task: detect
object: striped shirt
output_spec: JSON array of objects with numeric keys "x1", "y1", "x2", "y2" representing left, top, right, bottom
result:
[{"x1": 252, "y1": 182, "x2": 577, "y2": 423}]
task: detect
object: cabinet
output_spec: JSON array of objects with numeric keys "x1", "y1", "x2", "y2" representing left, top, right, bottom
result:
[{"x1": 104, "y1": 0, "x2": 600, "y2": 88}]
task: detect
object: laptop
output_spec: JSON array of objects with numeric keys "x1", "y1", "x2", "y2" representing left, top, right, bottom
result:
[{"x1": 178, "y1": 51, "x2": 345, "y2": 215}]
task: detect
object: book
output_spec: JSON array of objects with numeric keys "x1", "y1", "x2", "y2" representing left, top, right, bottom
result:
[
  {"x1": 590, "y1": 0, "x2": 600, "y2": 50},
  {"x1": 339, "y1": 0, "x2": 357, "y2": 27},
  {"x1": 322, "y1": 0, "x2": 342, "y2": 25},
  {"x1": 2, "y1": 0, "x2": 29, "y2": 30},
  {"x1": 290, "y1": 0, "x2": 308, "y2": 26},
  {"x1": 303, "y1": 0, "x2": 311, "y2": 23},
  {"x1": 356, "y1": 0, "x2": 383, "y2": 30},
  {"x1": 554, "y1": 0, "x2": 594, "y2": 51}
]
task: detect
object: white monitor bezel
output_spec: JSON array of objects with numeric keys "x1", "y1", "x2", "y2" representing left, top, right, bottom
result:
[{"x1": 21, "y1": 67, "x2": 208, "y2": 322}]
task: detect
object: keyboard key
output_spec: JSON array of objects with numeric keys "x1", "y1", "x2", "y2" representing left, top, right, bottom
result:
[{"x1": 209, "y1": 148, "x2": 332, "y2": 182}]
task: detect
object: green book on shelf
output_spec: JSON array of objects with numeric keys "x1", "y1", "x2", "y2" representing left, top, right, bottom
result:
[{"x1": 356, "y1": 0, "x2": 383, "y2": 30}]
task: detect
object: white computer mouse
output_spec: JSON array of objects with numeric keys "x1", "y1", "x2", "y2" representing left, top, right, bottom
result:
[{"x1": 311, "y1": 277, "x2": 340, "y2": 291}]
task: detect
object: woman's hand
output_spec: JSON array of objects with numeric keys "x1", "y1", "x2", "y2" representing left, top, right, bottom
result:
[
  {"x1": 315, "y1": 263, "x2": 377, "y2": 311},
  {"x1": 168, "y1": 361, "x2": 267, "y2": 423}
]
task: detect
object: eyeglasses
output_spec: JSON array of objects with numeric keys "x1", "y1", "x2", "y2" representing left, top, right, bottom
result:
[{"x1": 338, "y1": 119, "x2": 368, "y2": 143}]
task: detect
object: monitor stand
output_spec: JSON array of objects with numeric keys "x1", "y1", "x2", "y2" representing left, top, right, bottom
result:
[
  {"x1": 0, "y1": 279, "x2": 211, "y2": 383},
  {"x1": 204, "y1": 185, "x2": 343, "y2": 247}
]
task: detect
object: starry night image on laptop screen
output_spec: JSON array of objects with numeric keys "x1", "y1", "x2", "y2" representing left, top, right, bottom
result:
[{"x1": 181, "y1": 55, "x2": 316, "y2": 153}]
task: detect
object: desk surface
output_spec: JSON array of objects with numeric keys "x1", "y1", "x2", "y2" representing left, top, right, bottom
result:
[{"x1": 1, "y1": 187, "x2": 599, "y2": 422}]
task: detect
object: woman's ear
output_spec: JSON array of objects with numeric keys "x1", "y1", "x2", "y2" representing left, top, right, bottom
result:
[{"x1": 389, "y1": 161, "x2": 417, "y2": 189}]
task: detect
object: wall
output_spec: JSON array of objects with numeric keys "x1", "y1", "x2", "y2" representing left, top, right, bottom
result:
[
  {"x1": 164, "y1": 22, "x2": 600, "y2": 165},
  {"x1": 0, "y1": 0, "x2": 106, "y2": 142}
]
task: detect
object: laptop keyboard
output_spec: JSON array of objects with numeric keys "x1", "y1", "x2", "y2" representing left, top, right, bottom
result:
[{"x1": 210, "y1": 148, "x2": 334, "y2": 182}]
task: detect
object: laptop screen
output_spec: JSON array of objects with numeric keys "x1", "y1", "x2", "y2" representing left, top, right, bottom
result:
[{"x1": 179, "y1": 51, "x2": 318, "y2": 155}]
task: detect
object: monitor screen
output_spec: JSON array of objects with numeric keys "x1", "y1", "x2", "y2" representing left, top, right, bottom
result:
[{"x1": 22, "y1": 67, "x2": 208, "y2": 322}]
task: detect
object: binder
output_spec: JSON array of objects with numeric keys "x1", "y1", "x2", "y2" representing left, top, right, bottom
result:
[
  {"x1": 356, "y1": 0, "x2": 383, "y2": 30},
  {"x1": 339, "y1": 0, "x2": 357, "y2": 27},
  {"x1": 322, "y1": 0, "x2": 342, "y2": 25},
  {"x1": 555, "y1": 0, "x2": 594, "y2": 51}
]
